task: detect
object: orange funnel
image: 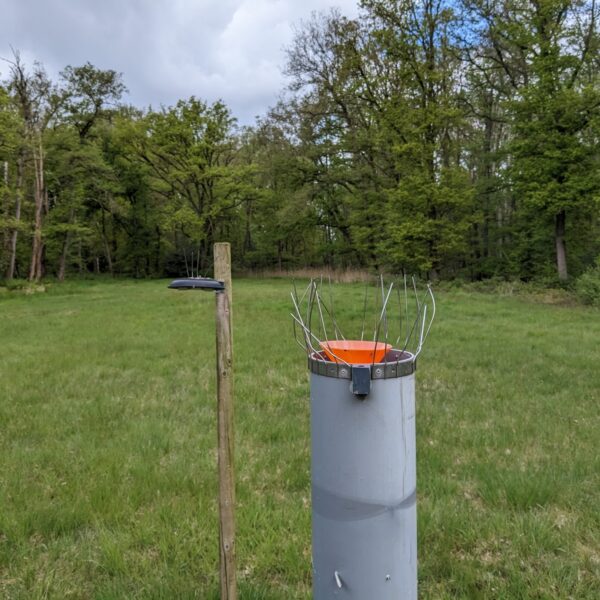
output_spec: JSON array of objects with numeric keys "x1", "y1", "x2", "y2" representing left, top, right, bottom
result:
[{"x1": 319, "y1": 340, "x2": 392, "y2": 364}]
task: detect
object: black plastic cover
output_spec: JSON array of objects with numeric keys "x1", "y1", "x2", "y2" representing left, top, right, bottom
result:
[{"x1": 168, "y1": 278, "x2": 225, "y2": 291}]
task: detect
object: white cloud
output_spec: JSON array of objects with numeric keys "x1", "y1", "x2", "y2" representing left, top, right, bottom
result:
[{"x1": 0, "y1": 0, "x2": 359, "y2": 123}]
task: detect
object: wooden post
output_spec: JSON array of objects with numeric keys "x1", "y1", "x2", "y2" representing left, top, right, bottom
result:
[
  {"x1": 215, "y1": 243, "x2": 233, "y2": 320},
  {"x1": 214, "y1": 242, "x2": 236, "y2": 600}
]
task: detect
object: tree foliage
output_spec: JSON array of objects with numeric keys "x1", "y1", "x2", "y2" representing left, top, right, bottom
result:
[{"x1": 1, "y1": 1, "x2": 599, "y2": 282}]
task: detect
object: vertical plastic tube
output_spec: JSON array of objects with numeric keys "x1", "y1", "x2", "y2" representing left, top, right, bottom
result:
[{"x1": 310, "y1": 370, "x2": 417, "y2": 599}]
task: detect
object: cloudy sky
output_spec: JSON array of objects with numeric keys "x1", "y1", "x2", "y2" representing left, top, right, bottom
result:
[{"x1": 1, "y1": 0, "x2": 359, "y2": 124}]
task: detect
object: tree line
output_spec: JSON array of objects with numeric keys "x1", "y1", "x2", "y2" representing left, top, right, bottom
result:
[{"x1": 1, "y1": 0, "x2": 599, "y2": 283}]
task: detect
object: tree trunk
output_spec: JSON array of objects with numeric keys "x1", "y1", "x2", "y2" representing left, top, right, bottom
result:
[
  {"x1": 2, "y1": 160, "x2": 10, "y2": 251},
  {"x1": 2, "y1": 161, "x2": 9, "y2": 274},
  {"x1": 101, "y1": 210, "x2": 114, "y2": 275},
  {"x1": 277, "y1": 240, "x2": 283, "y2": 271},
  {"x1": 57, "y1": 234, "x2": 70, "y2": 282},
  {"x1": 6, "y1": 157, "x2": 23, "y2": 281},
  {"x1": 78, "y1": 237, "x2": 84, "y2": 274},
  {"x1": 155, "y1": 225, "x2": 161, "y2": 274},
  {"x1": 29, "y1": 137, "x2": 45, "y2": 282},
  {"x1": 555, "y1": 209, "x2": 568, "y2": 281},
  {"x1": 243, "y1": 199, "x2": 253, "y2": 256},
  {"x1": 58, "y1": 209, "x2": 75, "y2": 282}
]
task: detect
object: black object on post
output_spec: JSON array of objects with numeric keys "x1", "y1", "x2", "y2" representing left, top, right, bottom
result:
[{"x1": 168, "y1": 277, "x2": 225, "y2": 291}]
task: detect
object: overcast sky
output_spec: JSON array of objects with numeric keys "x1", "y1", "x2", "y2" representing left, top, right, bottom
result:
[{"x1": 1, "y1": 0, "x2": 359, "y2": 124}]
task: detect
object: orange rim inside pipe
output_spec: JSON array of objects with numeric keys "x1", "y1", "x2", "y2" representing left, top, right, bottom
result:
[{"x1": 319, "y1": 340, "x2": 392, "y2": 364}]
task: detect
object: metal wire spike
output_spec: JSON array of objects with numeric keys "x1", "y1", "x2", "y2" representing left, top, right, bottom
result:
[{"x1": 291, "y1": 275, "x2": 435, "y2": 366}]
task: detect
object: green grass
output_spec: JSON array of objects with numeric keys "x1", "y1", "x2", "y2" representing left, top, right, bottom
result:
[{"x1": 1, "y1": 279, "x2": 599, "y2": 599}]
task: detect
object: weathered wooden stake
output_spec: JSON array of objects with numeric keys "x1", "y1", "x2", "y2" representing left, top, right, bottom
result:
[{"x1": 214, "y1": 242, "x2": 236, "y2": 600}]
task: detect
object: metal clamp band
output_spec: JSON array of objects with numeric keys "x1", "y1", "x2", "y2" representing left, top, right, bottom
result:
[{"x1": 308, "y1": 351, "x2": 416, "y2": 380}]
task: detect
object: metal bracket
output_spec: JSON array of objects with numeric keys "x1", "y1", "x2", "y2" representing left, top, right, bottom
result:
[
  {"x1": 351, "y1": 365, "x2": 371, "y2": 397},
  {"x1": 309, "y1": 352, "x2": 415, "y2": 380}
]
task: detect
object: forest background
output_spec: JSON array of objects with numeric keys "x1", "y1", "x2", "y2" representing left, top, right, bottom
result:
[{"x1": 1, "y1": 0, "x2": 600, "y2": 292}]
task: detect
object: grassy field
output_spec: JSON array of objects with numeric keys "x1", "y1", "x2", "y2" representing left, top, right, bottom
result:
[{"x1": 0, "y1": 278, "x2": 599, "y2": 599}]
